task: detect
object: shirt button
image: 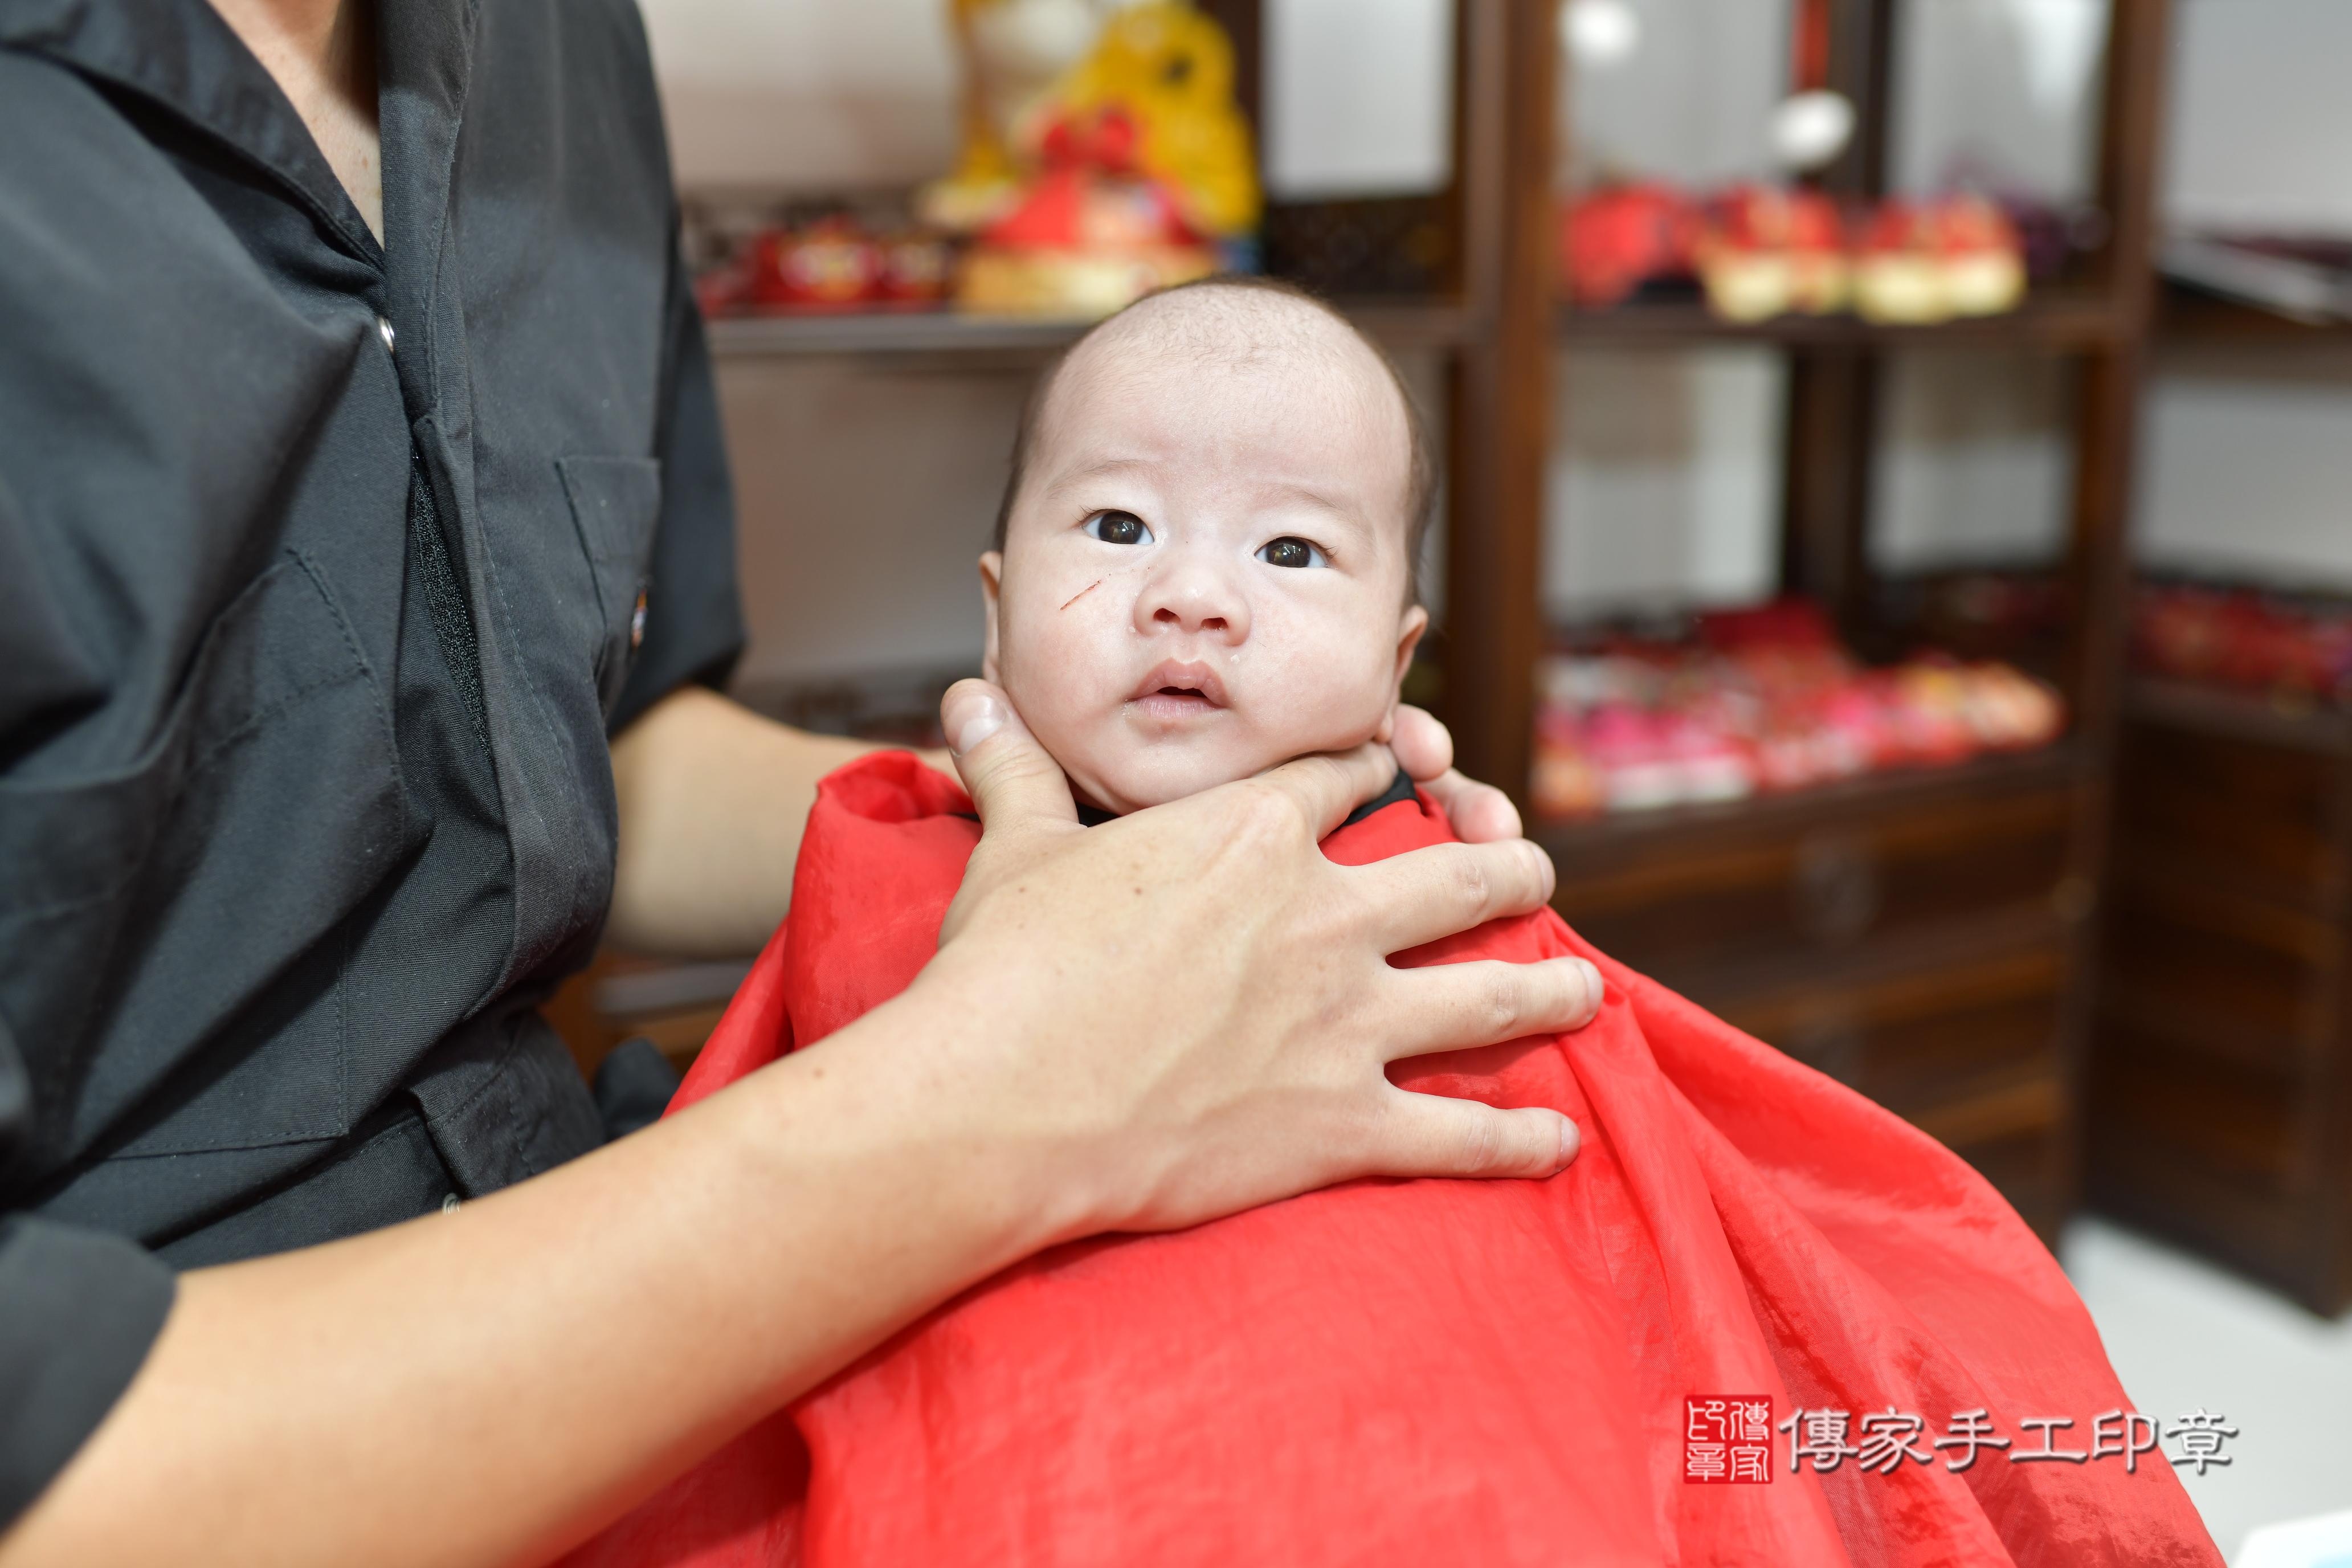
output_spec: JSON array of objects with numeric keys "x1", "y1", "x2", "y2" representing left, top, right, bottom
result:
[
  {"x1": 440, "y1": 1193, "x2": 460, "y2": 1215},
  {"x1": 630, "y1": 590, "x2": 648, "y2": 650},
  {"x1": 376, "y1": 315, "x2": 397, "y2": 354}
]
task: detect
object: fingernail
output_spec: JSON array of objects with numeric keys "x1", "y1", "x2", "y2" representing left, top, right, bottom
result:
[
  {"x1": 948, "y1": 692, "x2": 1007, "y2": 757},
  {"x1": 1575, "y1": 958, "x2": 1602, "y2": 1010},
  {"x1": 1557, "y1": 1116, "x2": 1581, "y2": 1169}
]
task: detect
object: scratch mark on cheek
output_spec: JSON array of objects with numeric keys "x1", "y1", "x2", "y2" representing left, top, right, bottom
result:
[{"x1": 1060, "y1": 578, "x2": 1105, "y2": 611}]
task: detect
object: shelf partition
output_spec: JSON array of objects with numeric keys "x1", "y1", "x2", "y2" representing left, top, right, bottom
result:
[
  {"x1": 705, "y1": 299, "x2": 1479, "y2": 361},
  {"x1": 1558, "y1": 292, "x2": 2130, "y2": 352},
  {"x1": 1536, "y1": 743, "x2": 2088, "y2": 857},
  {"x1": 2126, "y1": 676, "x2": 2352, "y2": 757}
]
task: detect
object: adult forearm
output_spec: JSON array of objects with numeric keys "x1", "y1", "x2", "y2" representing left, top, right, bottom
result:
[
  {"x1": 606, "y1": 687, "x2": 880, "y2": 957},
  {"x1": 0, "y1": 983, "x2": 1054, "y2": 1568},
  {"x1": 606, "y1": 691, "x2": 1509, "y2": 959},
  {"x1": 2, "y1": 692, "x2": 1598, "y2": 1568}
]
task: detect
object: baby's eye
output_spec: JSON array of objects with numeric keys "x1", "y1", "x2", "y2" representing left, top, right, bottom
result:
[
  {"x1": 1083, "y1": 510, "x2": 1153, "y2": 546},
  {"x1": 1257, "y1": 537, "x2": 1329, "y2": 569}
]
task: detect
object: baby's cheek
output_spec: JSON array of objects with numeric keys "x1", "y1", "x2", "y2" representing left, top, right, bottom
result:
[{"x1": 1252, "y1": 640, "x2": 1399, "y2": 752}]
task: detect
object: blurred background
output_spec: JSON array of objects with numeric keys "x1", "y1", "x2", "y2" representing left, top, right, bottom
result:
[{"x1": 550, "y1": 2, "x2": 2352, "y2": 1553}]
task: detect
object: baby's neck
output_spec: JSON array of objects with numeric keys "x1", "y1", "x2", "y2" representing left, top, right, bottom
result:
[{"x1": 1066, "y1": 762, "x2": 1415, "y2": 829}]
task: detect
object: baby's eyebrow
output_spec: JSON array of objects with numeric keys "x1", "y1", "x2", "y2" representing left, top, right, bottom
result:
[
  {"x1": 1039, "y1": 455, "x2": 1159, "y2": 495},
  {"x1": 1256, "y1": 480, "x2": 1361, "y2": 521}
]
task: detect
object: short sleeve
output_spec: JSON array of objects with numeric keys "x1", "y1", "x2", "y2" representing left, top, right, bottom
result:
[
  {"x1": 607, "y1": 229, "x2": 746, "y2": 736},
  {"x1": 1, "y1": 1009, "x2": 176, "y2": 1529},
  {"x1": 0, "y1": 1216, "x2": 177, "y2": 1528}
]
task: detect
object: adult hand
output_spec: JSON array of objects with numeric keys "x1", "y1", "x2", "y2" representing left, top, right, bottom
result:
[
  {"x1": 920, "y1": 680, "x2": 1601, "y2": 1241},
  {"x1": 0, "y1": 688, "x2": 1595, "y2": 1568},
  {"x1": 1390, "y1": 702, "x2": 1522, "y2": 844}
]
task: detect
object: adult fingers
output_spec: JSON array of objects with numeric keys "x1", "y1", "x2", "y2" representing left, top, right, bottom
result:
[
  {"x1": 1391, "y1": 705, "x2": 1522, "y2": 842},
  {"x1": 1418, "y1": 767, "x2": 1524, "y2": 844},
  {"x1": 1388, "y1": 703, "x2": 1454, "y2": 782},
  {"x1": 1248, "y1": 741, "x2": 1407, "y2": 840},
  {"x1": 1378, "y1": 956, "x2": 1604, "y2": 1062},
  {"x1": 941, "y1": 679, "x2": 1076, "y2": 832},
  {"x1": 1363, "y1": 1090, "x2": 1581, "y2": 1181},
  {"x1": 1353, "y1": 837, "x2": 1558, "y2": 952}
]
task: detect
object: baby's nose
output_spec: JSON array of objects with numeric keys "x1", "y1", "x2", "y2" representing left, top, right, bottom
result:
[
  {"x1": 1138, "y1": 559, "x2": 1250, "y2": 642},
  {"x1": 1152, "y1": 601, "x2": 1230, "y2": 634}
]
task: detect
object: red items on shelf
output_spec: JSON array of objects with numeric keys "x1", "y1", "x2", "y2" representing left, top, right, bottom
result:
[
  {"x1": 750, "y1": 217, "x2": 883, "y2": 311},
  {"x1": 1559, "y1": 182, "x2": 1700, "y2": 309},
  {"x1": 1559, "y1": 184, "x2": 2031, "y2": 324},
  {"x1": 1530, "y1": 600, "x2": 2065, "y2": 822},
  {"x1": 954, "y1": 104, "x2": 1218, "y2": 317},
  {"x1": 1853, "y1": 194, "x2": 2027, "y2": 324},
  {"x1": 695, "y1": 213, "x2": 956, "y2": 318},
  {"x1": 2133, "y1": 581, "x2": 2352, "y2": 703},
  {"x1": 1697, "y1": 184, "x2": 1849, "y2": 321}
]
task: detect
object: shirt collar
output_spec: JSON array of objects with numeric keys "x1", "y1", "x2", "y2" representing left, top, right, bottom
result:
[
  {"x1": 0, "y1": 0, "x2": 380, "y2": 261},
  {"x1": 2, "y1": 0, "x2": 481, "y2": 280}
]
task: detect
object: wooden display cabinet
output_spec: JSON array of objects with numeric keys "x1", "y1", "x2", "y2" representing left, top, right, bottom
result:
[
  {"x1": 590, "y1": 3, "x2": 2182, "y2": 1252},
  {"x1": 2087, "y1": 681, "x2": 2352, "y2": 1311},
  {"x1": 1508, "y1": 0, "x2": 2175, "y2": 1245},
  {"x1": 2082, "y1": 279, "x2": 2352, "y2": 1310}
]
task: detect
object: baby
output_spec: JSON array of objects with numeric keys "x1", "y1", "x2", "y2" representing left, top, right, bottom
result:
[
  {"x1": 979, "y1": 275, "x2": 1434, "y2": 814},
  {"x1": 577, "y1": 280, "x2": 2219, "y2": 1568}
]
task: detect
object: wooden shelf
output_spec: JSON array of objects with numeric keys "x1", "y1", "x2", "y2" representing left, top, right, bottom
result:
[
  {"x1": 1536, "y1": 742, "x2": 2086, "y2": 859},
  {"x1": 2126, "y1": 675, "x2": 2352, "y2": 756},
  {"x1": 1558, "y1": 291, "x2": 2126, "y2": 352},
  {"x1": 707, "y1": 298, "x2": 1475, "y2": 360},
  {"x1": 2157, "y1": 282, "x2": 2352, "y2": 350}
]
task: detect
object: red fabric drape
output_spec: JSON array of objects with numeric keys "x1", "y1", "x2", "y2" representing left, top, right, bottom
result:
[{"x1": 570, "y1": 752, "x2": 2218, "y2": 1567}]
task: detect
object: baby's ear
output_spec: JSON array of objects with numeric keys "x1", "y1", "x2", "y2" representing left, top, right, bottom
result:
[
  {"x1": 1391, "y1": 603, "x2": 1429, "y2": 689},
  {"x1": 979, "y1": 551, "x2": 1004, "y2": 684},
  {"x1": 1377, "y1": 604, "x2": 1430, "y2": 744}
]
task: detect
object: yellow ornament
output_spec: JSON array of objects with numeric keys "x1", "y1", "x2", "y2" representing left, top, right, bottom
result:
[
  {"x1": 922, "y1": 0, "x2": 1109, "y2": 233},
  {"x1": 1044, "y1": 1, "x2": 1260, "y2": 240}
]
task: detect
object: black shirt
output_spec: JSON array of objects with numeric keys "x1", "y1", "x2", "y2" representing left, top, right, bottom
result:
[{"x1": 0, "y1": 0, "x2": 744, "y2": 1521}]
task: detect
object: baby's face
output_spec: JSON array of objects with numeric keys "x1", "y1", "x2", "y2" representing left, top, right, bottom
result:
[{"x1": 982, "y1": 298, "x2": 1426, "y2": 815}]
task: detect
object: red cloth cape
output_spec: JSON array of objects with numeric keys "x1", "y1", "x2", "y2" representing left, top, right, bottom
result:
[{"x1": 570, "y1": 753, "x2": 2218, "y2": 1567}]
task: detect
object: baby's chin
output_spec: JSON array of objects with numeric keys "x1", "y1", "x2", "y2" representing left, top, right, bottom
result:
[
  {"x1": 1064, "y1": 748, "x2": 1254, "y2": 816},
  {"x1": 1060, "y1": 731, "x2": 1371, "y2": 816}
]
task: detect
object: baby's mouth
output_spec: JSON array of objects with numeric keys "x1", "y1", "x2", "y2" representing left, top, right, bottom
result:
[{"x1": 1129, "y1": 660, "x2": 1228, "y2": 721}]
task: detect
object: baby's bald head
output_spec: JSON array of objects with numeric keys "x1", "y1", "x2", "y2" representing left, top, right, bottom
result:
[
  {"x1": 978, "y1": 275, "x2": 1436, "y2": 813},
  {"x1": 992, "y1": 276, "x2": 1435, "y2": 602}
]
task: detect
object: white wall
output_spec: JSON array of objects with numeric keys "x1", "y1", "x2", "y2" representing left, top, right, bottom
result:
[
  {"x1": 1549, "y1": 0, "x2": 2098, "y2": 614},
  {"x1": 1892, "y1": 0, "x2": 2108, "y2": 202},
  {"x1": 721, "y1": 346, "x2": 1452, "y2": 689},
  {"x1": 639, "y1": 0, "x2": 958, "y2": 191},
  {"x1": 1547, "y1": 0, "x2": 2352, "y2": 609},
  {"x1": 1265, "y1": 0, "x2": 1454, "y2": 198},
  {"x1": 646, "y1": 0, "x2": 1461, "y2": 686},
  {"x1": 2136, "y1": 368, "x2": 2352, "y2": 593},
  {"x1": 1561, "y1": 0, "x2": 1787, "y2": 192},
  {"x1": 640, "y1": 0, "x2": 1457, "y2": 196},
  {"x1": 2165, "y1": 0, "x2": 2352, "y2": 236},
  {"x1": 649, "y1": 0, "x2": 2352, "y2": 683},
  {"x1": 718, "y1": 358, "x2": 1020, "y2": 688},
  {"x1": 1872, "y1": 354, "x2": 2074, "y2": 573},
  {"x1": 2139, "y1": 0, "x2": 2352, "y2": 591},
  {"x1": 1545, "y1": 350, "x2": 1782, "y2": 620}
]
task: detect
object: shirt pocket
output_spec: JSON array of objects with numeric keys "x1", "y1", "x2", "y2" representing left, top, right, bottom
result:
[
  {"x1": 0, "y1": 554, "x2": 406, "y2": 1171},
  {"x1": 556, "y1": 455, "x2": 663, "y2": 718}
]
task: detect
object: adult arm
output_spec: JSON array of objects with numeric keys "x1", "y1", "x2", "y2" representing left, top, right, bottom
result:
[
  {"x1": 606, "y1": 688, "x2": 1525, "y2": 959},
  {"x1": 1, "y1": 683, "x2": 1599, "y2": 1568},
  {"x1": 605, "y1": 687, "x2": 877, "y2": 956}
]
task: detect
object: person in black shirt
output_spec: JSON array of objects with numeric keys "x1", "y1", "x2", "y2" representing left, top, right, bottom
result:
[{"x1": 0, "y1": 0, "x2": 1599, "y2": 1562}]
